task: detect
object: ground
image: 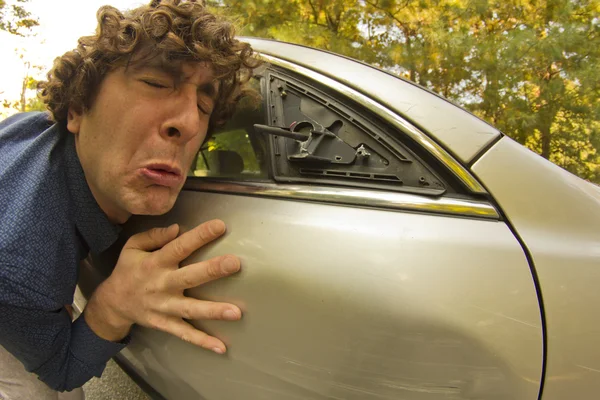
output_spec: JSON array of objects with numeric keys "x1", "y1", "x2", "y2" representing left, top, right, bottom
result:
[{"x1": 83, "y1": 359, "x2": 149, "y2": 400}]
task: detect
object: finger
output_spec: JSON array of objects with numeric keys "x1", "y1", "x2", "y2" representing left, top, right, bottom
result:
[
  {"x1": 126, "y1": 224, "x2": 180, "y2": 251},
  {"x1": 159, "y1": 296, "x2": 242, "y2": 321},
  {"x1": 163, "y1": 255, "x2": 240, "y2": 291},
  {"x1": 156, "y1": 219, "x2": 226, "y2": 265},
  {"x1": 147, "y1": 314, "x2": 228, "y2": 354}
]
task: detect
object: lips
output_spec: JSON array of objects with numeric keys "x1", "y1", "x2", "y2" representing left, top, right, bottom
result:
[{"x1": 140, "y1": 163, "x2": 184, "y2": 188}]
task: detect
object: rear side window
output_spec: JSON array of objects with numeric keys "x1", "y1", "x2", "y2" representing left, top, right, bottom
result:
[
  {"x1": 189, "y1": 78, "x2": 269, "y2": 180},
  {"x1": 260, "y1": 69, "x2": 450, "y2": 196}
]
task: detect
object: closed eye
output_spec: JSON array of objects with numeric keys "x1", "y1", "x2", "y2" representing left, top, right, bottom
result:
[
  {"x1": 198, "y1": 103, "x2": 211, "y2": 115},
  {"x1": 142, "y1": 80, "x2": 169, "y2": 89}
]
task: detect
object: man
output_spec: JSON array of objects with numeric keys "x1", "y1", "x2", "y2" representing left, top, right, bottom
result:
[{"x1": 0, "y1": 0, "x2": 258, "y2": 398}]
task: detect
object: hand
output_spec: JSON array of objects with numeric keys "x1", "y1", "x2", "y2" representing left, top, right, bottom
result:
[{"x1": 84, "y1": 219, "x2": 241, "y2": 354}]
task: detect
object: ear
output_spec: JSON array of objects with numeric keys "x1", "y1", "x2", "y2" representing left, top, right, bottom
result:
[{"x1": 66, "y1": 107, "x2": 83, "y2": 135}]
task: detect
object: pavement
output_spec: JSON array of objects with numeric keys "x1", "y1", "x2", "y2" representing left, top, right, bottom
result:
[
  {"x1": 83, "y1": 359, "x2": 150, "y2": 400},
  {"x1": 72, "y1": 288, "x2": 150, "y2": 400}
]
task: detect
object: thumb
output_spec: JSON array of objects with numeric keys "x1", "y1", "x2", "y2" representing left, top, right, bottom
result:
[{"x1": 125, "y1": 224, "x2": 180, "y2": 251}]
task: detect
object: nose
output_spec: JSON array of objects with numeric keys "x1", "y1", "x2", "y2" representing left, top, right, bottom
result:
[{"x1": 159, "y1": 90, "x2": 206, "y2": 143}]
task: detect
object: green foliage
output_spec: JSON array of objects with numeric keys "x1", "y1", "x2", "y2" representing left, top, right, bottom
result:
[
  {"x1": 0, "y1": 0, "x2": 38, "y2": 36},
  {"x1": 2, "y1": 94, "x2": 45, "y2": 112},
  {"x1": 23, "y1": 95, "x2": 45, "y2": 112},
  {"x1": 3, "y1": 67, "x2": 45, "y2": 114},
  {"x1": 211, "y1": 0, "x2": 600, "y2": 183},
  {"x1": 199, "y1": 129, "x2": 261, "y2": 173}
]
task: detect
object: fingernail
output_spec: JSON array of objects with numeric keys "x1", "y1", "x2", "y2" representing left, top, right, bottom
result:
[
  {"x1": 213, "y1": 347, "x2": 225, "y2": 354},
  {"x1": 221, "y1": 257, "x2": 239, "y2": 273},
  {"x1": 223, "y1": 309, "x2": 239, "y2": 320}
]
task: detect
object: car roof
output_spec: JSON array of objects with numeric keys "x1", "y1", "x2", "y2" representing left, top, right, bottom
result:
[{"x1": 243, "y1": 37, "x2": 501, "y2": 164}]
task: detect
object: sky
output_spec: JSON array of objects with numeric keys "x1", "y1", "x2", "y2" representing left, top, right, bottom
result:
[{"x1": 0, "y1": 0, "x2": 145, "y2": 111}]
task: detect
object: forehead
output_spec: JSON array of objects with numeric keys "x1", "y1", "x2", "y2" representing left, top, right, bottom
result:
[
  {"x1": 130, "y1": 56, "x2": 214, "y2": 80},
  {"x1": 130, "y1": 58, "x2": 218, "y2": 94},
  {"x1": 179, "y1": 62, "x2": 215, "y2": 81}
]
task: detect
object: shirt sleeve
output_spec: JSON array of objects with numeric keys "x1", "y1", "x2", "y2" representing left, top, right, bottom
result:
[{"x1": 0, "y1": 300, "x2": 130, "y2": 391}]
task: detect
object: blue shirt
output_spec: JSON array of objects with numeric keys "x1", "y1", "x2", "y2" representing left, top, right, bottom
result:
[{"x1": 0, "y1": 112, "x2": 128, "y2": 391}]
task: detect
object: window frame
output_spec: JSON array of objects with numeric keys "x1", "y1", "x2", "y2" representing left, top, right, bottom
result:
[
  {"x1": 263, "y1": 68, "x2": 457, "y2": 197},
  {"x1": 182, "y1": 58, "x2": 498, "y2": 221}
]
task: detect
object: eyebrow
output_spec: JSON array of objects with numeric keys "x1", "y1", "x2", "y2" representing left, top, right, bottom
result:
[
  {"x1": 197, "y1": 81, "x2": 218, "y2": 100},
  {"x1": 130, "y1": 55, "x2": 179, "y2": 76}
]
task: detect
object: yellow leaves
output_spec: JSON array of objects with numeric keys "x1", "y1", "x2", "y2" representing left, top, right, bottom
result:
[{"x1": 222, "y1": 0, "x2": 600, "y2": 182}]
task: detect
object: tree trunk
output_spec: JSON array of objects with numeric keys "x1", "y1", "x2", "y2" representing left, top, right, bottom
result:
[
  {"x1": 538, "y1": 74, "x2": 558, "y2": 160},
  {"x1": 404, "y1": 30, "x2": 416, "y2": 83},
  {"x1": 20, "y1": 62, "x2": 30, "y2": 112},
  {"x1": 540, "y1": 124, "x2": 552, "y2": 160}
]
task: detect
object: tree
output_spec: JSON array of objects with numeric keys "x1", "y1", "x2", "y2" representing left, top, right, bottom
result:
[
  {"x1": 2, "y1": 74, "x2": 46, "y2": 113},
  {"x1": 2, "y1": 48, "x2": 46, "y2": 116},
  {"x1": 208, "y1": 0, "x2": 377, "y2": 62},
  {"x1": 210, "y1": 0, "x2": 600, "y2": 183},
  {"x1": 0, "y1": 0, "x2": 38, "y2": 36}
]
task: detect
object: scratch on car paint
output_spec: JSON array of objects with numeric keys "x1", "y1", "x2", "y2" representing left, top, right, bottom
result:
[
  {"x1": 576, "y1": 365, "x2": 600, "y2": 373},
  {"x1": 520, "y1": 376, "x2": 541, "y2": 385},
  {"x1": 378, "y1": 380, "x2": 461, "y2": 394},
  {"x1": 430, "y1": 126, "x2": 458, "y2": 134},
  {"x1": 235, "y1": 354, "x2": 480, "y2": 399},
  {"x1": 229, "y1": 356, "x2": 347, "y2": 399},
  {"x1": 546, "y1": 372, "x2": 584, "y2": 382},
  {"x1": 281, "y1": 357, "x2": 333, "y2": 375},
  {"x1": 223, "y1": 377, "x2": 343, "y2": 400},
  {"x1": 495, "y1": 314, "x2": 538, "y2": 328},
  {"x1": 280, "y1": 357, "x2": 470, "y2": 397},
  {"x1": 329, "y1": 382, "x2": 390, "y2": 397},
  {"x1": 469, "y1": 305, "x2": 539, "y2": 329},
  {"x1": 405, "y1": 104, "x2": 417, "y2": 113},
  {"x1": 332, "y1": 380, "x2": 461, "y2": 397}
]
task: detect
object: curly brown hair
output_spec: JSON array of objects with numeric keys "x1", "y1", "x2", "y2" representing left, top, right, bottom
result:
[{"x1": 39, "y1": 0, "x2": 259, "y2": 132}]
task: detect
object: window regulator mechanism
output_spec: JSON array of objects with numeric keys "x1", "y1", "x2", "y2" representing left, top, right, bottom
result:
[{"x1": 254, "y1": 122, "x2": 370, "y2": 164}]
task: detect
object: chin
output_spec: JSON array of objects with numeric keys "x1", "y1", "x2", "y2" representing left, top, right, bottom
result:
[
  {"x1": 121, "y1": 185, "x2": 181, "y2": 216},
  {"x1": 142, "y1": 200, "x2": 176, "y2": 216},
  {"x1": 127, "y1": 195, "x2": 177, "y2": 216}
]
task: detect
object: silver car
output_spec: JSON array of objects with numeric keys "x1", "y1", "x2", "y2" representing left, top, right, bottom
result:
[{"x1": 76, "y1": 37, "x2": 600, "y2": 400}]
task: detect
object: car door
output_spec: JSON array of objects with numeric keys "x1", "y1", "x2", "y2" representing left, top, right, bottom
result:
[{"x1": 80, "y1": 55, "x2": 543, "y2": 400}]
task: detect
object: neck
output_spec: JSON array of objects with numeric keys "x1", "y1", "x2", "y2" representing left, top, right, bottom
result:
[{"x1": 87, "y1": 184, "x2": 131, "y2": 225}]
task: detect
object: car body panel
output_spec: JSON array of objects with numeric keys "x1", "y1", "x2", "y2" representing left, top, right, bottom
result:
[
  {"x1": 83, "y1": 190, "x2": 543, "y2": 399},
  {"x1": 472, "y1": 136, "x2": 600, "y2": 399},
  {"x1": 245, "y1": 37, "x2": 501, "y2": 165}
]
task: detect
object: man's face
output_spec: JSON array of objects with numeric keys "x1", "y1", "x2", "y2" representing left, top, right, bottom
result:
[{"x1": 67, "y1": 61, "x2": 217, "y2": 223}]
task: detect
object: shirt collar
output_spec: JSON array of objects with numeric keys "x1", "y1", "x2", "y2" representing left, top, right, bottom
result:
[{"x1": 62, "y1": 128, "x2": 121, "y2": 254}]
